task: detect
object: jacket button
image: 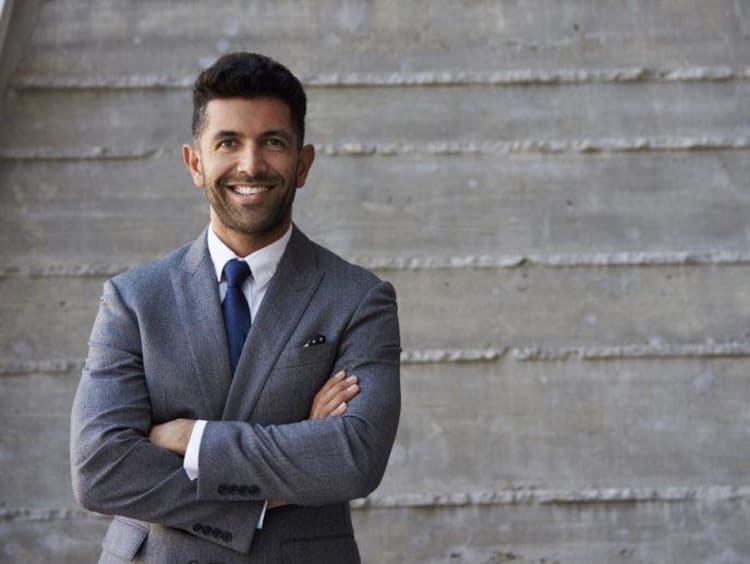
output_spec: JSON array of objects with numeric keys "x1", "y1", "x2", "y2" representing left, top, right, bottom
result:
[
  {"x1": 218, "y1": 485, "x2": 228, "y2": 495},
  {"x1": 223, "y1": 532, "x2": 233, "y2": 543},
  {"x1": 192, "y1": 523, "x2": 202, "y2": 533}
]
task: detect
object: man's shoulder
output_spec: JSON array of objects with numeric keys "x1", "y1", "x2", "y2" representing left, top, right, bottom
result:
[
  {"x1": 302, "y1": 236, "x2": 396, "y2": 307},
  {"x1": 110, "y1": 237, "x2": 197, "y2": 291},
  {"x1": 308, "y1": 237, "x2": 381, "y2": 287}
]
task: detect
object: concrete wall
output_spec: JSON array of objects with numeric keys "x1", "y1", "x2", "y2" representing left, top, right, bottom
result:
[{"x1": 1, "y1": 1, "x2": 749, "y2": 562}]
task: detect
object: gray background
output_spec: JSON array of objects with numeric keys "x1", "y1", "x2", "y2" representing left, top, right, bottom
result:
[{"x1": 1, "y1": 1, "x2": 750, "y2": 562}]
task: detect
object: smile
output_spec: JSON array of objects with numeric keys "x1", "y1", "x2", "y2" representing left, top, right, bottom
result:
[{"x1": 229, "y1": 185, "x2": 273, "y2": 195}]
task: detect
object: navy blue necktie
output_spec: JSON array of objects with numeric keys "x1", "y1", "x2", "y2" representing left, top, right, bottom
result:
[{"x1": 222, "y1": 259, "x2": 252, "y2": 374}]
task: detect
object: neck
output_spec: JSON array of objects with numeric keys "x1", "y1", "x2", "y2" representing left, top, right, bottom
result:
[{"x1": 212, "y1": 221, "x2": 291, "y2": 257}]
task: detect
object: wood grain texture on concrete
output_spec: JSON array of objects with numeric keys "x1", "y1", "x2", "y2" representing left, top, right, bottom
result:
[
  {"x1": 1, "y1": 1, "x2": 749, "y2": 562},
  {"x1": 352, "y1": 498, "x2": 750, "y2": 564},
  {"x1": 13, "y1": 0, "x2": 750, "y2": 81},
  {"x1": 2, "y1": 81, "x2": 749, "y2": 156},
  {"x1": 4, "y1": 357, "x2": 749, "y2": 511},
  {"x1": 3, "y1": 264, "x2": 750, "y2": 361},
  {"x1": 2, "y1": 150, "x2": 750, "y2": 269}
]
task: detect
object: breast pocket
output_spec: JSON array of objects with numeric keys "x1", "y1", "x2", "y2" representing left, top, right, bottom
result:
[
  {"x1": 274, "y1": 342, "x2": 336, "y2": 370},
  {"x1": 259, "y1": 343, "x2": 338, "y2": 422}
]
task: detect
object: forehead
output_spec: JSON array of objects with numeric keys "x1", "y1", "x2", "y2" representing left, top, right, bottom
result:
[{"x1": 202, "y1": 97, "x2": 294, "y2": 136}]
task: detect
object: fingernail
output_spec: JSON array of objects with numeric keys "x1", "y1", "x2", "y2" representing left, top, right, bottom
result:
[
  {"x1": 335, "y1": 371, "x2": 345, "y2": 380},
  {"x1": 346, "y1": 375, "x2": 357, "y2": 383},
  {"x1": 347, "y1": 384, "x2": 359, "y2": 393}
]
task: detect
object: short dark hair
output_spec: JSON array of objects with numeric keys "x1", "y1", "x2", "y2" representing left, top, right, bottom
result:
[{"x1": 191, "y1": 52, "x2": 307, "y2": 146}]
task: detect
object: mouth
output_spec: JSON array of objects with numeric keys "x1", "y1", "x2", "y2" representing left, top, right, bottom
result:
[{"x1": 228, "y1": 184, "x2": 274, "y2": 196}]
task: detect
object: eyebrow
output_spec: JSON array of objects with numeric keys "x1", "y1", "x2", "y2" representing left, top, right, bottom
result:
[
  {"x1": 212, "y1": 130, "x2": 241, "y2": 142},
  {"x1": 210, "y1": 129, "x2": 294, "y2": 142},
  {"x1": 261, "y1": 129, "x2": 294, "y2": 142}
]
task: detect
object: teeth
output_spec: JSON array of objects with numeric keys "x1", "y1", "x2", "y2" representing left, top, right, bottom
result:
[{"x1": 232, "y1": 185, "x2": 271, "y2": 195}]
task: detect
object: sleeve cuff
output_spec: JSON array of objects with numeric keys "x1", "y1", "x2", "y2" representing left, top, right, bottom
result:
[
  {"x1": 183, "y1": 419, "x2": 207, "y2": 481},
  {"x1": 256, "y1": 500, "x2": 269, "y2": 529}
]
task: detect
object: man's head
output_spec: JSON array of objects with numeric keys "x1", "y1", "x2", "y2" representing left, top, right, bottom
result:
[
  {"x1": 191, "y1": 52, "x2": 307, "y2": 148},
  {"x1": 183, "y1": 53, "x2": 315, "y2": 256}
]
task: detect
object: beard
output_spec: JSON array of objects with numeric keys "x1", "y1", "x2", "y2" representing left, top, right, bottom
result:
[{"x1": 204, "y1": 169, "x2": 297, "y2": 238}]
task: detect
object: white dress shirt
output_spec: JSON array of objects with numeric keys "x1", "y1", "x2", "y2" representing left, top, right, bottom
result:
[{"x1": 183, "y1": 223, "x2": 292, "y2": 527}]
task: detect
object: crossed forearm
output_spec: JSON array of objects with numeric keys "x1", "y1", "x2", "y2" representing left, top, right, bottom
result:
[{"x1": 149, "y1": 370, "x2": 360, "y2": 455}]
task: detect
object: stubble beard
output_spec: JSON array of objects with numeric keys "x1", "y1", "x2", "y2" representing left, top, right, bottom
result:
[{"x1": 205, "y1": 168, "x2": 297, "y2": 238}]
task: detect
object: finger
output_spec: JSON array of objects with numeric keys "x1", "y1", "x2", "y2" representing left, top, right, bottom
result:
[
  {"x1": 320, "y1": 382, "x2": 359, "y2": 416},
  {"x1": 310, "y1": 374, "x2": 341, "y2": 416},
  {"x1": 339, "y1": 382, "x2": 360, "y2": 402},
  {"x1": 310, "y1": 373, "x2": 360, "y2": 419},
  {"x1": 330, "y1": 369, "x2": 347, "y2": 383},
  {"x1": 313, "y1": 371, "x2": 346, "y2": 401},
  {"x1": 316, "y1": 373, "x2": 356, "y2": 406},
  {"x1": 330, "y1": 402, "x2": 347, "y2": 416},
  {"x1": 311, "y1": 383, "x2": 357, "y2": 419}
]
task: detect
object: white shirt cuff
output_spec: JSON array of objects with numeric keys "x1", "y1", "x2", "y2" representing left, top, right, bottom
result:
[
  {"x1": 183, "y1": 419, "x2": 207, "y2": 481},
  {"x1": 256, "y1": 500, "x2": 269, "y2": 529}
]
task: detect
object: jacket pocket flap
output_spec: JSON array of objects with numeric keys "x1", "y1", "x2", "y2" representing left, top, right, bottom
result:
[{"x1": 102, "y1": 517, "x2": 149, "y2": 560}]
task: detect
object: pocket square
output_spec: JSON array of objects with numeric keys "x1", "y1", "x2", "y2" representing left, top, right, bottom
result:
[{"x1": 302, "y1": 334, "x2": 326, "y2": 348}]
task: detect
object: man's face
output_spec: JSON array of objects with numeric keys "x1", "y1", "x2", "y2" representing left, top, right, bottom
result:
[{"x1": 183, "y1": 97, "x2": 314, "y2": 254}]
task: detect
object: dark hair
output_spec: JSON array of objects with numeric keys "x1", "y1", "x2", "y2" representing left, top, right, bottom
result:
[{"x1": 191, "y1": 52, "x2": 307, "y2": 146}]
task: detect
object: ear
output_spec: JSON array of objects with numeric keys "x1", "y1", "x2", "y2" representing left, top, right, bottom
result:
[
  {"x1": 182, "y1": 143, "x2": 205, "y2": 188},
  {"x1": 294, "y1": 144, "x2": 315, "y2": 189}
]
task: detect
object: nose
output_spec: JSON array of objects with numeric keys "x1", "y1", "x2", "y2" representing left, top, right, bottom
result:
[{"x1": 236, "y1": 144, "x2": 267, "y2": 176}]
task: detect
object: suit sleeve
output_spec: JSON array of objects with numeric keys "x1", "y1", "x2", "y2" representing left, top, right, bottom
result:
[
  {"x1": 196, "y1": 280, "x2": 401, "y2": 505},
  {"x1": 70, "y1": 279, "x2": 263, "y2": 554}
]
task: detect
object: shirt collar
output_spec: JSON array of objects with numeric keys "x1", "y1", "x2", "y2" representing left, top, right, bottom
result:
[{"x1": 207, "y1": 223, "x2": 292, "y2": 289}]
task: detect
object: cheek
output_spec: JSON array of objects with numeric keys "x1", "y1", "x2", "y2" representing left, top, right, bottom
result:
[
  {"x1": 203, "y1": 159, "x2": 235, "y2": 184},
  {"x1": 278, "y1": 161, "x2": 300, "y2": 186},
  {"x1": 293, "y1": 158, "x2": 311, "y2": 186}
]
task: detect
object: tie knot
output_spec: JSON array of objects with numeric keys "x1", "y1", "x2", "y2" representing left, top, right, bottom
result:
[{"x1": 223, "y1": 259, "x2": 251, "y2": 288}]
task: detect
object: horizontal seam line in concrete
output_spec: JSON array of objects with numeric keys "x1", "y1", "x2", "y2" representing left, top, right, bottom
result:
[
  {"x1": 353, "y1": 485, "x2": 750, "y2": 509},
  {"x1": 2, "y1": 137, "x2": 750, "y2": 160},
  {"x1": 9, "y1": 66, "x2": 750, "y2": 90},
  {"x1": 4, "y1": 486, "x2": 750, "y2": 521},
  {"x1": 5, "y1": 251, "x2": 750, "y2": 278},
  {"x1": 5, "y1": 343, "x2": 750, "y2": 375},
  {"x1": 0, "y1": 147, "x2": 155, "y2": 160}
]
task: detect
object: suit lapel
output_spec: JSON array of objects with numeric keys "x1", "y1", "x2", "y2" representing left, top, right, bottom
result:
[
  {"x1": 222, "y1": 226, "x2": 323, "y2": 420},
  {"x1": 170, "y1": 228, "x2": 233, "y2": 418}
]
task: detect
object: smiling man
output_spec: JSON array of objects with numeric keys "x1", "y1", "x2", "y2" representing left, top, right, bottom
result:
[
  {"x1": 189, "y1": 96, "x2": 311, "y2": 256},
  {"x1": 70, "y1": 52, "x2": 401, "y2": 563}
]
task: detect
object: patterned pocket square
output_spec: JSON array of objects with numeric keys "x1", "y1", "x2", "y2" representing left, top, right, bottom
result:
[{"x1": 302, "y1": 334, "x2": 326, "y2": 348}]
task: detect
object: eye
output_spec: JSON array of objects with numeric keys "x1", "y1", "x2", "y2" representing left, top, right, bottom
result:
[
  {"x1": 265, "y1": 138, "x2": 286, "y2": 148},
  {"x1": 217, "y1": 138, "x2": 238, "y2": 150}
]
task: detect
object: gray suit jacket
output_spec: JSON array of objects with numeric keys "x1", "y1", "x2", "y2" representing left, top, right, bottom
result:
[{"x1": 70, "y1": 226, "x2": 401, "y2": 563}]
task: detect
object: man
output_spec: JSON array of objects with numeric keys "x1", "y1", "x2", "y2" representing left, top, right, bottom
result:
[{"x1": 70, "y1": 52, "x2": 401, "y2": 563}]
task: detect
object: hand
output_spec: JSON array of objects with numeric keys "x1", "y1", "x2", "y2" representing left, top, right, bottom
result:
[
  {"x1": 148, "y1": 418, "x2": 195, "y2": 456},
  {"x1": 267, "y1": 371, "x2": 360, "y2": 511},
  {"x1": 308, "y1": 370, "x2": 360, "y2": 420}
]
